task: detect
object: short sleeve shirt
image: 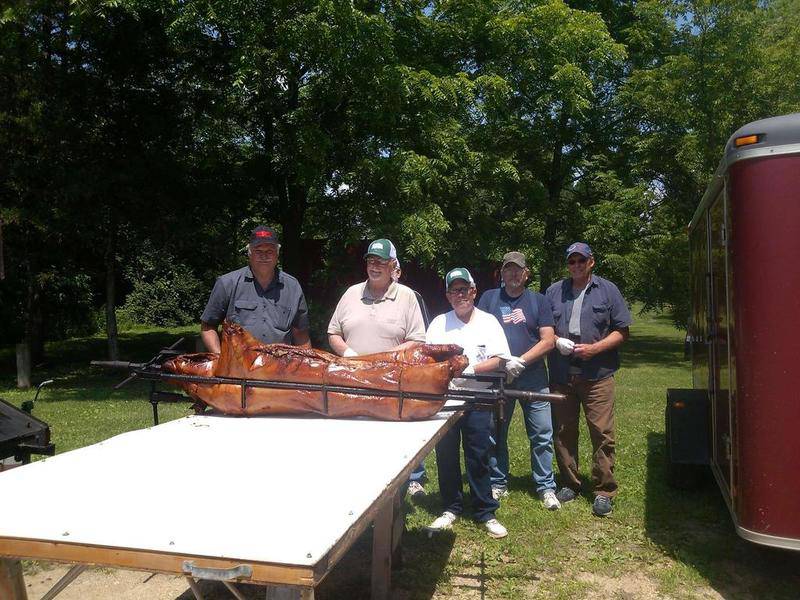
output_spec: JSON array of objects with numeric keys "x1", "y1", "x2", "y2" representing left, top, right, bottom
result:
[
  {"x1": 426, "y1": 308, "x2": 510, "y2": 390},
  {"x1": 545, "y1": 275, "x2": 632, "y2": 384},
  {"x1": 201, "y1": 267, "x2": 309, "y2": 345},
  {"x1": 477, "y1": 287, "x2": 554, "y2": 390},
  {"x1": 327, "y1": 281, "x2": 426, "y2": 354}
]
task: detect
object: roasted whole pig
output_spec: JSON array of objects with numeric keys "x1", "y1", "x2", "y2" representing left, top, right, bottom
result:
[{"x1": 163, "y1": 322, "x2": 467, "y2": 420}]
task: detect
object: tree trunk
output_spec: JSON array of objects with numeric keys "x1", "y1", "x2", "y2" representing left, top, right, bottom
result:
[
  {"x1": 0, "y1": 218, "x2": 5, "y2": 281},
  {"x1": 23, "y1": 249, "x2": 45, "y2": 365},
  {"x1": 105, "y1": 213, "x2": 119, "y2": 361},
  {"x1": 278, "y1": 177, "x2": 308, "y2": 282},
  {"x1": 538, "y1": 111, "x2": 570, "y2": 292}
]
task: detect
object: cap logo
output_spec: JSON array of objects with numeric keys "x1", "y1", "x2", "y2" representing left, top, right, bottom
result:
[
  {"x1": 256, "y1": 231, "x2": 271, "y2": 238},
  {"x1": 371, "y1": 242, "x2": 383, "y2": 250}
]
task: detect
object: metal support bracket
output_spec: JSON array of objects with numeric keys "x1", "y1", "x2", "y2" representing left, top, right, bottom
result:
[{"x1": 182, "y1": 561, "x2": 253, "y2": 582}]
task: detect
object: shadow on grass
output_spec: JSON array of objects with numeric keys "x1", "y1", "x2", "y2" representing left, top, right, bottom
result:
[
  {"x1": 645, "y1": 432, "x2": 800, "y2": 598},
  {"x1": 171, "y1": 524, "x2": 455, "y2": 600},
  {"x1": 621, "y1": 333, "x2": 687, "y2": 371}
]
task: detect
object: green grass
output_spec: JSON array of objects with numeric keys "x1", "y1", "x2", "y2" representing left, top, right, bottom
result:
[{"x1": 2, "y1": 313, "x2": 800, "y2": 599}]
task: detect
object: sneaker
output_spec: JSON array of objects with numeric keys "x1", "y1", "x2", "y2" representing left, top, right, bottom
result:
[
  {"x1": 540, "y1": 489, "x2": 561, "y2": 511},
  {"x1": 407, "y1": 481, "x2": 426, "y2": 497},
  {"x1": 483, "y1": 518, "x2": 508, "y2": 539},
  {"x1": 555, "y1": 487, "x2": 577, "y2": 504},
  {"x1": 491, "y1": 486, "x2": 509, "y2": 501},
  {"x1": 427, "y1": 511, "x2": 457, "y2": 532},
  {"x1": 593, "y1": 495, "x2": 613, "y2": 517}
]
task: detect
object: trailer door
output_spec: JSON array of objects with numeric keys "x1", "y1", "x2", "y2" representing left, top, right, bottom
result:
[{"x1": 708, "y1": 192, "x2": 733, "y2": 496}]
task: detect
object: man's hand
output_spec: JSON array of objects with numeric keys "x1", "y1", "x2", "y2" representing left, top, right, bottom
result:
[
  {"x1": 573, "y1": 343, "x2": 598, "y2": 359},
  {"x1": 462, "y1": 363, "x2": 475, "y2": 376},
  {"x1": 343, "y1": 347, "x2": 358, "y2": 357},
  {"x1": 556, "y1": 337, "x2": 575, "y2": 356},
  {"x1": 505, "y1": 356, "x2": 526, "y2": 378}
]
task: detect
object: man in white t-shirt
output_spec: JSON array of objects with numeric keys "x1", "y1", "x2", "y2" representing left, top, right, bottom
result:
[{"x1": 425, "y1": 268, "x2": 510, "y2": 539}]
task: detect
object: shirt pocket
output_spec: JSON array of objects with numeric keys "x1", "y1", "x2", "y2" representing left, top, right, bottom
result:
[
  {"x1": 233, "y1": 300, "x2": 258, "y2": 325},
  {"x1": 591, "y1": 303, "x2": 610, "y2": 326},
  {"x1": 269, "y1": 302, "x2": 293, "y2": 331}
]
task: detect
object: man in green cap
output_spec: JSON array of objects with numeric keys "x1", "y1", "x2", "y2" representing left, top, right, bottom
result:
[
  {"x1": 425, "y1": 267, "x2": 510, "y2": 539},
  {"x1": 328, "y1": 238, "x2": 426, "y2": 356}
]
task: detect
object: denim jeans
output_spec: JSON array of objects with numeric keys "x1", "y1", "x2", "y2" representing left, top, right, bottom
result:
[
  {"x1": 435, "y1": 409, "x2": 498, "y2": 523},
  {"x1": 489, "y1": 386, "x2": 556, "y2": 494},
  {"x1": 409, "y1": 461, "x2": 426, "y2": 483}
]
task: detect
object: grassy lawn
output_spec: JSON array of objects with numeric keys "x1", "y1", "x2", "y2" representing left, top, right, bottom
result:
[{"x1": 2, "y1": 312, "x2": 799, "y2": 599}]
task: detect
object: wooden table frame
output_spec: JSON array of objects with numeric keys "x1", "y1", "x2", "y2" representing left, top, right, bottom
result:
[{"x1": 0, "y1": 412, "x2": 459, "y2": 600}]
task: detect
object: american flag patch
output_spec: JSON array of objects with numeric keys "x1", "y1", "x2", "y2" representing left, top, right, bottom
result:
[{"x1": 501, "y1": 307, "x2": 526, "y2": 324}]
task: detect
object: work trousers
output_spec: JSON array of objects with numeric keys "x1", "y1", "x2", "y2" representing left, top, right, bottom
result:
[
  {"x1": 551, "y1": 375, "x2": 618, "y2": 498},
  {"x1": 435, "y1": 409, "x2": 498, "y2": 523}
]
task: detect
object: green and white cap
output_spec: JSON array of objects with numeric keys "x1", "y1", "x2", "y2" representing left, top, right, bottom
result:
[
  {"x1": 364, "y1": 238, "x2": 397, "y2": 260},
  {"x1": 445, "y1": 267, "x2": 475, "y2": 288}
]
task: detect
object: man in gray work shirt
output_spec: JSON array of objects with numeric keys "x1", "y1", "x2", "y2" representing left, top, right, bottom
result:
[
  {"x1": 200, "y1": 225, "x2": 311, "y2": 352},
  {"x1": 545, "y1": 242, "x2": 631, "y2": 517}
]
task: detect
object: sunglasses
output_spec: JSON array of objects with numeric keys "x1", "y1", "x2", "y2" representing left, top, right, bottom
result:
[
  {"x1": 567, "y1": 257, "x2": 588, "y2": 266},
  {"x1": 447, "y1": 287, "x2": 472, "y2": 296}
]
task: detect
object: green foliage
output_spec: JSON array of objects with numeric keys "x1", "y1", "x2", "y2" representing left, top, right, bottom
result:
[
  {"x1": 3, "y1": 0, "x2": 800, "y2": 345},
  {"x1": 117, "y1": 244, "x2": 205, "y2": 328}
]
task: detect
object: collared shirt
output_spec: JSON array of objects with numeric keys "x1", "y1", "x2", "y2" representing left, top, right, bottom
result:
[
  {"x1": 477, "y1": 287, "x2": 554, "y2": 390},
  {"x1": 327, "y1": 281, "x2": 426, "y2": 354},
  {"x1": 426, "y1": 307, "x2": 510, "y2": 390},
  {"x1": 201, "y1": 266, "x2": 309, "y2": 345},
  {"x1": 545, "y1": 275, "x2": 632, "y2": 384}
]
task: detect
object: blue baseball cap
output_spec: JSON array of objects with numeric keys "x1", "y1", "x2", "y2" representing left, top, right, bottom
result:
[{"x1": 566, "y1": 242, "x2": 592, "y2": 258}]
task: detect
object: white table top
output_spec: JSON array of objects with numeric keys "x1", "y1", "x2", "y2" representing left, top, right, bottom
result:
[{"x1": 0, "y1": 412, "x2": 456, "y2": 567}]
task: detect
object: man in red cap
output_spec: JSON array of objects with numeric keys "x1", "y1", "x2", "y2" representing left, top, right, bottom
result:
[{"x1": 200, "y1": 225, "x2": 311, "y2": 351}]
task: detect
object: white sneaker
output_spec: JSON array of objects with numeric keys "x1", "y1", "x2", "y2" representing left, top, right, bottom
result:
[
  {"x1": 541, "y1": 489, "x2": 561, "y2": 511},
  {"x1": 491, "y1": 486, "x2": 509, "y2": 501},
  {"x1": 483, "y1": 518, "x2": 508, "y2": 539},
  {"x1": 407, "y1": 481, "x2": 426, "y2": 497},
  {"x1": 427, "y1": 511, "x2": 458, "y2": 532}
]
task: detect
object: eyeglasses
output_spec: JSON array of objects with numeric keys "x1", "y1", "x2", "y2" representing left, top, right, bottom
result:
[
  {"x1": 366, "y1": 257, "x2": 391, "y2": 267},
  {"x1": 567, "y1": 257, "x2": 588, "y2": 266},
  {"x1": 447, "y1": 287, "x2": 472, "y2": 296}
]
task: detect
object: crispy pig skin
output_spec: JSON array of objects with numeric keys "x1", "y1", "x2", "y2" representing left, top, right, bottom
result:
[{"x1": 162, "y1": 321, "x2": 467, "y2": 420}]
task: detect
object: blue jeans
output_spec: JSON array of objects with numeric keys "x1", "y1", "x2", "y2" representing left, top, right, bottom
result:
[
  {"x1": 409, "y1": 462, "x2": 426, "y2": 483},
  {"x1": 489, "y1": 386, "x2": 556, "y2": 494},
  {"x1": 435, "y1": 409, "x2": 498, "y2": 523}
]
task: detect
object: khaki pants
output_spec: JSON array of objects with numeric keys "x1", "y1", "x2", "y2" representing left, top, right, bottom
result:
[{"x1": 551, "y1": 376, "x2": 617, "y2": 498}]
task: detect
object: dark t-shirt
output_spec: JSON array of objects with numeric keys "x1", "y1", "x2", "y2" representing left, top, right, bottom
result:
[
  {"x1": 477, "y1": 287, "x2": 554, "y2": 390},
  {"x1": 545, "y1": 275, "x2": 632, "y2": 383},
  {"x1": 201, "y1": 267, "x2": 309, "y2": 345}
]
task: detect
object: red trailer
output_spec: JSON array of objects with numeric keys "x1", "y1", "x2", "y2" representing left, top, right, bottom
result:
[{"x1": 666, "y1": 113, "x2": 800, "y2": 551}]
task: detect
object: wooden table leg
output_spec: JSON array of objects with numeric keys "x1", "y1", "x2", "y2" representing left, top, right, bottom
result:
[
  {"x1": 391, "y1": 489, "x2": 404, "y2": 569},
  {"x1": 0, "y1": 558, "x2": 28, "y2": 600},
  {"x1": 371, "y1": 497, "x2": 393, "y2": 600}
]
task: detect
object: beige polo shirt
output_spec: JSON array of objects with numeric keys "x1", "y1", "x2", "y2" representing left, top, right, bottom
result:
[{"x1": 327, "y1": 281, "x2": 426, "y2": 354}]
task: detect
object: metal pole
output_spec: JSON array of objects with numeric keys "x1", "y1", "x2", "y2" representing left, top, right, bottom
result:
[{"x1": 40, "y1": 565, "x2": 87, "y2": 600}]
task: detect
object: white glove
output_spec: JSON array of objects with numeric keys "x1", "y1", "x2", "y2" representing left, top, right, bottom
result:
[
  {"x1": 505, "y1": 356, "x2": 526, "y2": 378},
  {"x1": 556, "y1": 337, "x2": 575, "y2": 356},
  {"x1": 462, "y1": 364, "x2": 475, "y2": 376},
  {"x1": 343, "y1": 347, "x2": 358, "y2": 357}
]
